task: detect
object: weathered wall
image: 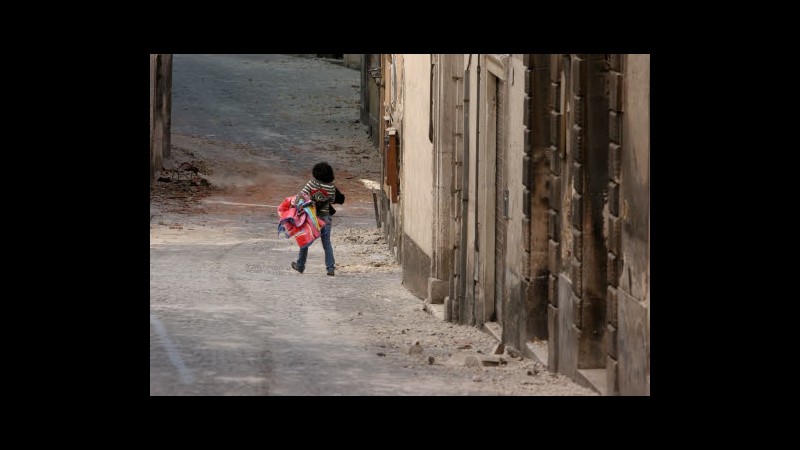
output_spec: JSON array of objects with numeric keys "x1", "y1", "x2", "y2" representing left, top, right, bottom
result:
[
  {"x1": 150, "y1": 54, "x2": 172, "y2": 188},
  {"x1": 429, "y1": 54, "x2": 460, "y2": 304},
  {"x1": 616, "y1": 54, "x2": 649, "y2": 395},
  {"x1": 497, "y1": 55, "x2": 528, "y2": 349},
  {"x1": 550, "y1": 54, "x2": 613, "y2": 379},
  {"x1": 526, "y1": 54, "x2": 552, "y2": 345},
  {"x1": 343, "y1": 54, "x2": 361, "y2": 70},
  {"x1": 546, "y1": 54, "x2": 565, "y2": 371},
  {"x1": 478, "y1": 57, "x2": 500, "y2": 326},
  {"x1": 556, "y1": 54, "x2": 579, "y2": 378},
  {"x1": 150, "y1": 55, "x2": 156, "y2": 187},
  {"x1": 463, "y1": 54, "x2": 480, "y2": 326},
  {"x1": 504, "y1": 54, "x2": 553, "y2": 350},
  {"x1": 400, "y1": 54, "x2": 434, "y2": 298},
  {"x1": 378, "y1": 54, "x2": 402, "y2": 263},
  {"x1": 400, "y1": 233, "x2": 431, "y2": 299},
  {"x1": 577, "y1": 54, "x2": 609, "y2": 370},
  {"x1": 385, "y1": 53, "x2": 649, "y2": 396},
  {"x1": 448, "y1": 54, "x2": 473, "y2": 324},
  {"x1": 366, "y1": 54, "x2": 383, "y2": 147}
]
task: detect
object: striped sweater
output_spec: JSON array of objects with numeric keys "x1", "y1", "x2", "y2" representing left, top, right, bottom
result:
[{"x1": 301, "y1": 178, "x2": 337, "y2": 216}]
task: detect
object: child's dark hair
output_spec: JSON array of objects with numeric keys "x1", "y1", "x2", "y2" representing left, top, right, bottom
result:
[{"x1": 313, "y1": 162, "x2": 334, "y2": 183}]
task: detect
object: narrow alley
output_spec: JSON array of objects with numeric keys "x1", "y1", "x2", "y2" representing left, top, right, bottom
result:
[{"x1": 149, "y1": 54, "x2": 596, "y2": 396}]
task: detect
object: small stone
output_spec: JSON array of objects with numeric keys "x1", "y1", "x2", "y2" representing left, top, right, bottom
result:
[
  {"x1": 472, "y1": 377, "x2": 483, "y2": 382},
  {"x1": 376, "y1": 352, "x2": 386, "y2": 357},
  {"x1": 357, "y1": 311, "x2": 362, "y2": 315},
  {"x1": 464, "y1": 355, "x2": 482, "y2": 367},
  {"x1": 457, "y1": 344, "x2": 472, "y2": 350},
  {"x1": 428, "y1": 356, "x2": 435, "y2": 365},
  {"x1": 505, "y1": 347, "x2": 521, "y2": 358},
  {"x1": 408, "y1": 343, "x2": 423, "y2": 355}
]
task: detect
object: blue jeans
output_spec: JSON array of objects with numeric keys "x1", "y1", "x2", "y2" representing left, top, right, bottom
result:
[{"x1": 296, "y1": 215, "x2": 335, "y2": 271}]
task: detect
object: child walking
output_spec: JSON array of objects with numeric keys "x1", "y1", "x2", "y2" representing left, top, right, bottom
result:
[{"x1": 291, "y1": 162, "x2": 338, "y2": 276}]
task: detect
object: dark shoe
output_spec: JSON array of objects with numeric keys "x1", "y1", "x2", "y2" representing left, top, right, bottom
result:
[
  {"x1": 327, "y1": 269, "x2": 335, "y2": 276},
  {"x1": 291, "y1": 262, "x2": 304, "y2": 274}
]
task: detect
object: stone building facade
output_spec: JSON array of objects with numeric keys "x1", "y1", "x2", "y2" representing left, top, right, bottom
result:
[{"x1": 365, "y1": 54, "x2": 649, "y2": 395}]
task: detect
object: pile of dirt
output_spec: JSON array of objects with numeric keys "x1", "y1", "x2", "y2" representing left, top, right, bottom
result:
[{"x1": 151, "y1": 146, "x2": 219, "y2": 214}]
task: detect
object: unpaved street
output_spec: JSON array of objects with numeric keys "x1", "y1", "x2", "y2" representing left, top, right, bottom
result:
[{"x1": 149, "y1": 54, "x2": 596, "y2": 396}]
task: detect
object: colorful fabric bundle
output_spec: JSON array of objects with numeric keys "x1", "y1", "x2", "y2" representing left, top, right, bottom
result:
[{"x1": 277, "y1": 195, "x2": 326, "y2": 248}]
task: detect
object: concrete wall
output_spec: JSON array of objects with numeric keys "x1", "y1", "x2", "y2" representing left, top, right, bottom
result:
[{"x1": 399, "y1": 54, "x2": 434, "y2": 299}]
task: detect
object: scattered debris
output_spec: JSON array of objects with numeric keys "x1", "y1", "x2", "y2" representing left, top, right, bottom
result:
[
  {"x1": 179, "y1": 162, "x2": 200, "y2": 174},
  {"x1": 481, "y1": 356, "x2": 507, "y2": 367}
]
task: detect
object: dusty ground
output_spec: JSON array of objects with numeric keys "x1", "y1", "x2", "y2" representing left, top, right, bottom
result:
[{"x1": 150, "y1": 54, "x2": 596, "y2": 395}]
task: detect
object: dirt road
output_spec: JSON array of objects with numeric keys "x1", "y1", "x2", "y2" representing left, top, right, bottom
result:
[{"x1": 149, "y1": 54, "x2": 596, "y2": 396}]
